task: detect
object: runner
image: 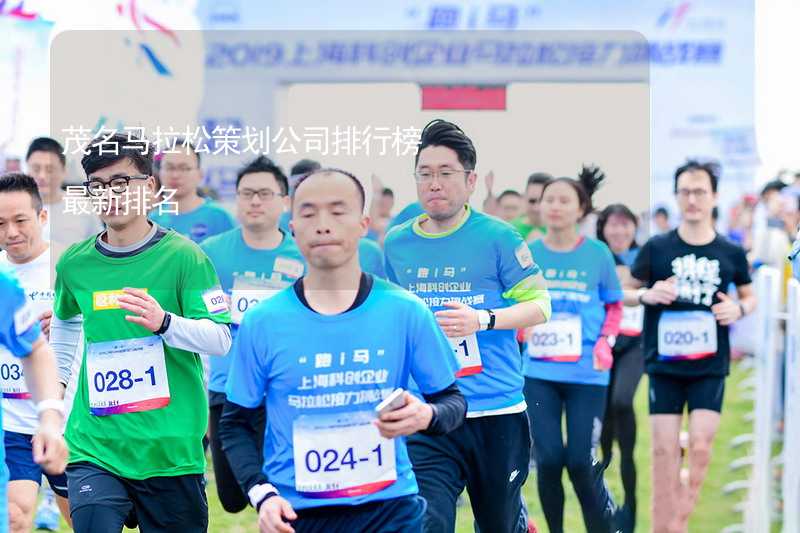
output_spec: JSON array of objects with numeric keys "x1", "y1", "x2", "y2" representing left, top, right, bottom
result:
[
  {"x1": 523, "y1": 167, "x2": 622, "y2": 533},
  {"x1": 384, "y1": 119, "x2": 551, "y2": 533},
  {"x1": 511, "y1": 173, "x2": 551, "y2": 242},
  {"x1": 625, "y1": 161, "x2": 756, "y2": 532},
  {"x1": 50, "y1": 133, "x2": 233, "y2": 532},
  {"x1": 0, "y1": 254, "x2": 69, "y2": 533},
  {"x1": 200, "y1": 155, "x2": 305, "y2": 514},
  {"x1": 0, "y1": 174, "x2": 77, "y2": 532},
  {"x1": 25, "y1": 137, "x2": 101, "y2": 249},
  {"x1": 150, "y1": 139, "x2": 235, "y2": 243},
  {"x1": 596, "y1": 203, "x2": 644, "y2": 532},
  {"x1": 219, "y1": 168, "x2": 467, "y2": 533}
]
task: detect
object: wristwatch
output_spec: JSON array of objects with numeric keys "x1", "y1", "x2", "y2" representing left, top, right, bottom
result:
[{"x1": 477, "y1": 309, "x2": 496, "y2": 331}]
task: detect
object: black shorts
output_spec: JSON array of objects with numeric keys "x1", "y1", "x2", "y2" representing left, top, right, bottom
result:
[
  {"x1": 648, "y1": 373, "x2": 726, "y2": 415},
  {"x1": 67, "y1": 461, "x2": 207, "y2": 533}
]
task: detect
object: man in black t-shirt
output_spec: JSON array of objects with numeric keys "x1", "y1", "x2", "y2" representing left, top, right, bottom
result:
[{"x1": 623, "y1": 161, "x2": 756, "y2": 533}]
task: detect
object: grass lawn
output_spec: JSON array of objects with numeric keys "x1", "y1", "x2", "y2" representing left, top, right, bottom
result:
[{"x1": 56, "y1": 361, "x2": 756, "y2": 532}]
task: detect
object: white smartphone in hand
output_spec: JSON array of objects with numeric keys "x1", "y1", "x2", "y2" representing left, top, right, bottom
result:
[{"x1": 375, "y1": 388, "x2": 406, "y2": 416}]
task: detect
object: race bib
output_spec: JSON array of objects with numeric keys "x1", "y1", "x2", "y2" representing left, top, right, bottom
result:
[
  {"x1": 448, "y1": 334, "x2": 482, "y2": 377},
  {"x1": 87, "y1": 336, "x2": 171, "y2": 415},
  {"x1": 620, "y1": 305, "x2": 644, "y2": 336},
  {"x1": 657, "y1": 310, "x2": 718, "y2": 361},
  {"x1": 0, "y1": 347, "x2": 30, "y2": 399},
  {"x1": 527, "y1": 313, "x2": 582, "y2": 362},
  {"x1": 230, "y1": 276, "x2": 287, "y2": 325},
  {"x1": 293, "y1": 411, "x2": 396, "y2": 498}
]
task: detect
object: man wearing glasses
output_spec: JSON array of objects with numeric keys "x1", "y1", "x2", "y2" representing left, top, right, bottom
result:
[
  {"x1": 150, "y1": 139, "x2": 235, "y2": 243},
  {"x1": 383, "y1": 120, "x2": 551, "y2": 533},
  {"x1": 623, "y1": 161, "x2": 756, "y2": 532},
  {"x1": 50, "y1": 133, "x2": 232, "y2": 532},
  {"x1": 200, "y1": 155, "x2": 305, "y2": 515}
]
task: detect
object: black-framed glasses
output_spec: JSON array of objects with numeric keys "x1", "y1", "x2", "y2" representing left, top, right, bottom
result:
[
  {"x1": 413, "y1": 168, "x2": 472, "y2": 183},
  {"x1": 84, "y1": 175, "x2": 150, "y2": 196},
  {"x1": 237, "y1": 188, "x2": 284, "y2": 201}
]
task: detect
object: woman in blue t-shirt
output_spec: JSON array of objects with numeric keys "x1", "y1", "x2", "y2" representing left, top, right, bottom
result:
[
  {"x1": 523, "y1": 166, "x2": 622, "y2": 533},
  {"x1": 596, "y1": 203, "x2": 643, "y2": 532}
]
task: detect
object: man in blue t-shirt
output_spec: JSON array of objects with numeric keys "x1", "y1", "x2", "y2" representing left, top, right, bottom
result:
[
  {"x1": 0, "y1": 269, "x2": 69, "y2": 533},
  {"x1": 150, "y1": 141, "x2": 235, "y2": 243},
  {"x1": 383, "y1": 120, "x2": 551, "y2": 533},
  {"x1": 220, "y1": 168, "x2": 467, "y2": 532},
  {"x1": 200, "y1": 156, "x2": 305, "y2": 515}
]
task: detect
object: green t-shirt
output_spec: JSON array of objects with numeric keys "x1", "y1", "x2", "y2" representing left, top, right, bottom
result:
[
  {"x1": 54, "y1": 231, "x2": 231, "y2": 479},
  {"x1": 510, "y1": 217, "x2": 546, "y2": 241}
]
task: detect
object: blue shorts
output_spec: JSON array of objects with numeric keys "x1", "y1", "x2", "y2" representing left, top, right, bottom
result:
[{"x1": 4, "y1": 431, "x2": 68, "y2": 498}]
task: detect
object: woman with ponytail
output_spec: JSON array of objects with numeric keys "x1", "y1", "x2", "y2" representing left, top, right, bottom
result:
[{"x1": 523, "y1": 166, "x2": 623, "y2": 533}]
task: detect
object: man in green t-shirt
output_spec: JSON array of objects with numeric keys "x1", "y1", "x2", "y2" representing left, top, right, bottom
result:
[
  {"x1": 510, "y1": 172, "x2": 551, "y2": 241},
  {"x1": 51, "y1": 134, "x2": 232, "y2": 532}
]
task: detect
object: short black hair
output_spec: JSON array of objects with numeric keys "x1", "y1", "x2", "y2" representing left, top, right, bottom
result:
[
  {"x1": 597, "y1": 203, "x2": 638, "y2": 248},
  {"x1": 673, "y1": 160, "x2": 720, "y2": 193},
  {"x1": 415, "y1": 119, "x2": 476, "y2": 171},
  {"x1": 26, "y1": 137, "x2": 65, "y2": 166},
  {"x1": 654, "y1": 206, "x2": 669, "y2": 218},
  {"x1": 527, "y1": 172, "x2": 552, "y2": 188},
  {"x1": 236, "y1": 155, "x2": 289, "y2": 195},
  {"x1": 81, "y1": 133, "x2": 154, "y2": 177},
  {"x1": 382, "y1": 187, "x2": 394, "y2": 198},
  {"x1": 498, "y1": 189, "x2": 522, "y2": 201},
  {"x1": 760, "y1": 179, "x2": 786, "y2": 198},
  {"x1": 292, "y1": 168, "x2": 365, "y2": 211},
  {"x1": 291, "y1": 159, "x2": 321, "y2": 177},
  {"x1": 0, "y1": 172, "x2": 43, "y2": 212},
  {"x1": 541, "y1": 165, "x2": 606, "y2": 219}
]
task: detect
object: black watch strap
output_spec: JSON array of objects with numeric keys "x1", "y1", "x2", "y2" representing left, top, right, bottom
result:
[
  {"x1": 487, "y1": 309, "x2": 496, "y2": 330},
  {"x1": 154, "y1": 312, "x2": 172, "y2": 335}
]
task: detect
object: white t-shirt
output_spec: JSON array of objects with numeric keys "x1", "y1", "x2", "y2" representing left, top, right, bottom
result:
[
  {"x1": 0, "y1": 247, "x2": 81, "y2": 434},
  {"x1": 43, "y1": 198, "x2": 103, "y2": 248}
]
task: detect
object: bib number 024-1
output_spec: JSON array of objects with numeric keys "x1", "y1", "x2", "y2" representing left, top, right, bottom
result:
[{"x1": 293, "y1": 411, "x2": 397, "y2": 498}]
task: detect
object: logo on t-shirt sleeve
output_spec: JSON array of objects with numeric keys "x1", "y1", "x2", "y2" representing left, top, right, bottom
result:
[
  {"x1": 14, "y1": 300, "x2": 37, "y2": 336},
  {"x1": 202, "y1": 288, "x2": 229, "y2": 315},
  {"x1": 515, "y1": 243, "x2": 534, "y2": 270}
]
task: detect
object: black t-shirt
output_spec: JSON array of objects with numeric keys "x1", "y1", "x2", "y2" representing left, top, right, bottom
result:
[{"x1": 631, "y1": 229, "x2": 751, "y2": 377}]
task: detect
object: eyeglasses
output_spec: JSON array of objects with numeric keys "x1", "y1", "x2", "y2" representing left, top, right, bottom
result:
[
  {"x1": 237, "y1": 188, "x2": 284, "y2": 201},
  {"x1": 676, "y1": 188, "x2": 711, "y2": 199},
  {"x1": 83, "y1": 175, "x2": 149, "y2": 196},
  {"x1": 413, "y1": 168, "x2": 471, "y2": 183}
]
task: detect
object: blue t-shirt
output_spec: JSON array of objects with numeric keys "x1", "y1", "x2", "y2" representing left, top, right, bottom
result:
[
  {"x1": 225, "y1": 277, "x2": 457, "y2": 510},
  {"x1": 616, "y1": 247, "x2": 640, "y2": 268},
  {"x1": 384, "y1": 208, "x2": 542, "y2": 414},
  {"x1": 523, "y1": 238, "x2": 622, "y2": 386},
  {"x1": 0, "y1": 269, "x2": 41, "y2": 518},
  {"x1": 151, "y1": 198, "x2": 236, "y2": 243},
  {"x1": 200, "y1": 228, "x2": 305, "y2": 393},
  {"x1": 359, "y1": 238, "x2": 386, "y2": 279},
  {"x1": 386, "y1": 203, "x2": 424, "y2": 233},
  {"x1": 278, "y1": 212, "x2": 292, "y2": 234}
]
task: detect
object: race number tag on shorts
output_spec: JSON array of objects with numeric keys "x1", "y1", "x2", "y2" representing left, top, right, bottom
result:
[
  {"x1": 230, "y1": 276, "x2": 286, "y2": 325},
  {"x1": 87, "y1": 336, "x2": 170, "y2": 416},
  {"x1": 293, "y1": 411, "x2": 396, "y2": 499},
  {"x1": 0, "y1": 347, "x2": 30, "y2": 399},
  {"x1": 657, "y1": 311, "x2": 718, "y2": 361},
  {"x1": 620, "y1": 305, "x2": 644, "y2": 336},
  {"x1": 527, "y1": 313, "x2": 582, "y2": 362},
  {"x1": 448, "y1": 334, "x2": 482, "y2": 377}
]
